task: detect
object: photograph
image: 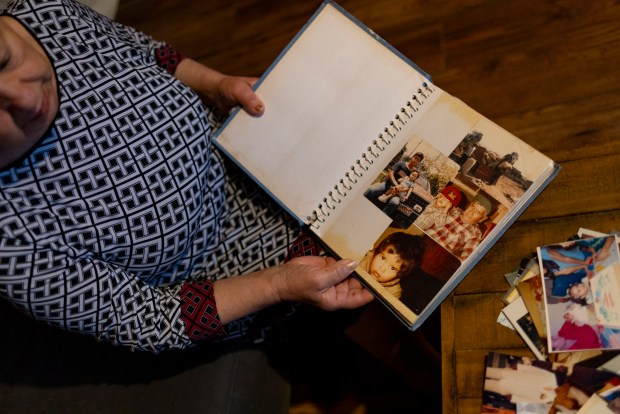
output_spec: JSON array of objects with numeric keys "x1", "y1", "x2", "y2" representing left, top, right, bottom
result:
[
  {"x1": 359, "y1": 225, "x2": 460, "y2": 315},
  {"x1": 502, "y1": 297, "x2": 547, "y2": 360},
  {"x1": 363, "y1": 138, "x2": 459, "y2": 230},
  {"x1": 482, "y1": 351, "x2": 620, "y2": 414},
  {"x1": 415, "y1": 179, "x2": 500, "y2": 262},
  {"x1": 448, "y1": 118, "x2": 551, "y2": 211},
  {"x1": 538, "y1": 235, "x2": 620, "y2": 352}
]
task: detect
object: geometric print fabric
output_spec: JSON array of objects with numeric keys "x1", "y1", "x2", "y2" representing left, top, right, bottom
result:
[{"x1": 0, "y1": 0, "x2": 300, "y2": 352}]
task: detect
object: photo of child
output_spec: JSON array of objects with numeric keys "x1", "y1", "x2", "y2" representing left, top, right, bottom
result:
[
  {"x1": 567, "y1": 279, "x2": 593, "y2": 305},
  {"x1": 359, "y1": 232, "x2": 424, "y2": 299},
  {"x1": 377, "y1": 170, "x2": 420, "y2": 205}
]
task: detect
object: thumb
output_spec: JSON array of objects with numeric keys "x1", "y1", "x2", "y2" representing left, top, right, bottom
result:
[
  {"x1": 241, "y1": 92, "x2": 264, "y2": 116},
  {"x1": 239, "y1": 78, "x2": 264, "y2": 116},
  {"x1": 322, "y1": 259, "x2": 358, "y2": 286}
]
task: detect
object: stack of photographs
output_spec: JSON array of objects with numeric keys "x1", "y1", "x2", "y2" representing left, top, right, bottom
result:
[
  {"x1": 483, "y1": 228, "x2": 620, "y2": 413},
  {"x1": 499, "y1": 229, "x2": 620, "y2": 358}
]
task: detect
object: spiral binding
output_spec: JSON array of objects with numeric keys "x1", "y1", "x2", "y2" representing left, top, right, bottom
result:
[{"x1": 307, "y1": 82, "x2": 436, "y2": 230}]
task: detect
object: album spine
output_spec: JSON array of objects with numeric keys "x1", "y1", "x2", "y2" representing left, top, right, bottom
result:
[{"x1": 307, "y1": 82, "x2": 436, "y2": 229}]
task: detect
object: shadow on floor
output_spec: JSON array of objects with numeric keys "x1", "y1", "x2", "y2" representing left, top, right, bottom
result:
[
  {"x1": 0, "y1": 299, "x2": 441, "y2": 413},
  {"x1": 268, "y1": 303, "x2": 443, "y2": 413}
]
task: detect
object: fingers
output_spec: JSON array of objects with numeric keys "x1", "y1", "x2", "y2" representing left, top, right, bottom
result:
[
  {"x1": 281, "y1": 256, "x2": 372, "y2": 310},
  {"x1": 341, "y1": 278, "x2": 375, "y2": 308},
  {"x1": 323, "y1": 259, "x2": 374, "y2": 308}
]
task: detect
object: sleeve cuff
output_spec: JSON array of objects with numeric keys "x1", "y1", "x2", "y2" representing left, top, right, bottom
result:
[
  {"x1": 179, "y1": 279, "x2": 226, "y2": 342},
  {"x1": 154, "y1": 45, "x2": 184, "y2": 75}
]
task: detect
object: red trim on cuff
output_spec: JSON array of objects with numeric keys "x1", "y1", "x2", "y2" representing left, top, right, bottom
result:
[
  {"x1": 179, "y1": 279, "x2": 225, "y2": 341},
  {"x1": 154, "y1": 45, "x2": 184, "y2": 75}
]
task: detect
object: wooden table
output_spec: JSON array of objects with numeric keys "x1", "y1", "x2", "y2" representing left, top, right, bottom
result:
[
  {"x1": 440, "y1": 47, "x2": 620, "y2": 414},
  {"x1": 115, "y1": 1, "x2": 620, "y2": 412},
  {"x1": 433, "y1": 1, "x2": 620, "y2": 410},
  {"x1": 417, "y1": 0, "x2": 620, "y2": 409}
]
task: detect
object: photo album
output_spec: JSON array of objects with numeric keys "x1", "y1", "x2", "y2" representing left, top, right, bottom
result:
[{"x1": 214, "y1": 1, "x2": 561, "y2": 330}]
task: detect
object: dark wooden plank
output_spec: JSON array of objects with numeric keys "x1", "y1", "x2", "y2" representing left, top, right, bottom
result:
[
  {"x1": 437, "y1": 0, "x2": 620, "y2": 118},
  {"x1": 452, "y1": 293, "x2": 525, "y2": 349},
  {"x1": 494, "y1": 91, "x2": 620, "y2": 164},
  {"x1": 441, "y1": 298, "x2": 457, "y2": 414},
  {"x1": 521, "y1": 158, "x2": 620, "y2": 220}
]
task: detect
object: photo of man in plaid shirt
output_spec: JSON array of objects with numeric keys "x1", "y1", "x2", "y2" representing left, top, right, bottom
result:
[{"x1": 425, "y1": 194, "x2": 493, "y2": 261}]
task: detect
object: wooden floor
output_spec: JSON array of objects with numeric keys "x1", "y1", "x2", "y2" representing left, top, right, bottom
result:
[{"x1": 115, "y1": 1, "x2": 620, "y2": 413}]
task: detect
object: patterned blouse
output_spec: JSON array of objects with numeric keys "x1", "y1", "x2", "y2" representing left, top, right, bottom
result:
[{"x1": 0, "y1": 0, "x2": 299, "y2": 352}]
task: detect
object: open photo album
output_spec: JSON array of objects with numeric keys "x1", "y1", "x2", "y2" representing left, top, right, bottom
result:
[{"x1": 214, "y1": 1, "x2": 560, "y2": 330}]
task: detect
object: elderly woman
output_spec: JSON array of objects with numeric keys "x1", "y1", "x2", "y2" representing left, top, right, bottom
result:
[{"x1": 0, "y1": 0, "x2": 372, "y2": 355}]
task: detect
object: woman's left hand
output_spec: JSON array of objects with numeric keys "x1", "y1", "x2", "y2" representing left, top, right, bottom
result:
[
  {"x1": 208, "y1": 75, "x2": 264, "y2": 116},
  {"x1": 174, "y1": 58, "x2": 265, "y2": 116}
]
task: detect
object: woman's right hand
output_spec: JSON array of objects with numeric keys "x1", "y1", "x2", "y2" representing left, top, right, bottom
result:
[
  {"x1": 272, "y1": 256, "x2": 375, "y2": 311},
  {"x1": 213, "y1": 256, "x2": 373, "y2": 324}
]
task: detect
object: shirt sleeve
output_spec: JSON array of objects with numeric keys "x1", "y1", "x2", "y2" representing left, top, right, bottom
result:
[
  {"x1": 390, "y1": 160, "x2": 406, "y2": 174},
  {"x1": 0, "y1": 245, "x2": 226, "y2": 353},
  {"x1": 154, "y1": 45, "x2": 185, "y2": 74},
  {"x1": 108, "y1": 16, "x2": 185, "y2": 74},
  {"x1": 460, "y1": 230, "x2": 482, "y2": 260}
]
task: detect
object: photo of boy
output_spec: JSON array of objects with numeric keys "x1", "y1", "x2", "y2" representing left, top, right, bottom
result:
[
  {"x1": 414, "y1": 184, "x2": 462, "y2": 230},
  {"x1": 359, "y1": 232, "x2": 424, "y2": 299}
]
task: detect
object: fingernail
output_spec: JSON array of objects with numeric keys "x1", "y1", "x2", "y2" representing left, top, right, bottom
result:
[
  {"x1": 255, "y1": 104, "x2": 264, "y2": 114},
  {"x1": 344, "y1": 260, "x2": 359, "y2": 271}
]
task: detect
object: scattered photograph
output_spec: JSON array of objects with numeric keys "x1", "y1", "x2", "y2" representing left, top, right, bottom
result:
[
  {"x1": 481, "y1": 351, "x2": 620, "y2": 414},
  {"x1": 538, "y1": 235, "x2": 620, "y2": 352}
]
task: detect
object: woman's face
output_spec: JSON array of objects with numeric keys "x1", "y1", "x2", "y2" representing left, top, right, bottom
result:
[{"x1": 0, "y1": 16, "x2": 58, "y2": 167}]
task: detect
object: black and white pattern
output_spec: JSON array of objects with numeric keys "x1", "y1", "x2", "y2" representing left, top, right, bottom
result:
[{"x1": 0, "y1": 0, "x2": 300, "y2": 351}]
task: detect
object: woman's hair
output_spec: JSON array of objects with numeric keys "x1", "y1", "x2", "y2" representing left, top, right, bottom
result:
[
  {"x1": 374, "y1": 232, "x2": 424, "y2": 277},
  {"x1": 567, "y1": 282, "x2": 588, "y2": 306},
  {"x1": 567, "y1": 295, "x2": 588, "y2": 307},
  {"x1": 541, "y1": 259, "x2": 560, "y2": 278}
]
